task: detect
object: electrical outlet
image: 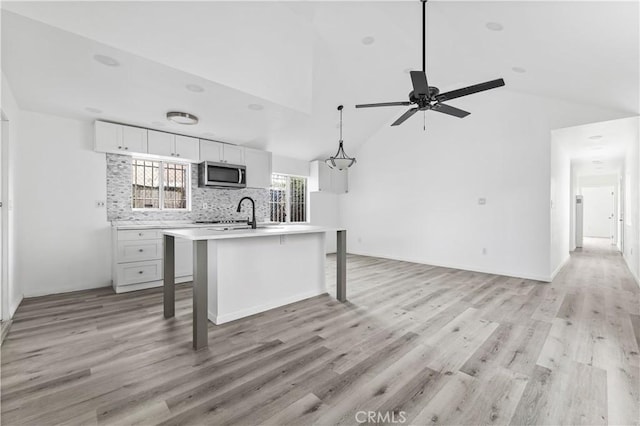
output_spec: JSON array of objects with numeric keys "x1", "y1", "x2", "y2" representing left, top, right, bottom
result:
[
  {"x1": 478, "y1": 198, "x2": 487, "y2": 205},
  {"x1": 96, "y1": 201, "x2": 105, "y2": 207}
]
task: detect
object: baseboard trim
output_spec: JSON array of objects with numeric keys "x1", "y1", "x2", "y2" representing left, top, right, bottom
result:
[
  {"x1": 623, "y1": 255, "x2": 640, "y2": 288},
  {"x1": 209, "y1": 289, "x2": 327, "y2": 325},
  {"x1": 348, "y1": 249, "x2": 552, "y2": 282},
  {"x1": 113, "y1": 276, "x2": 192, "y2": 294},
  {"x1": 0, "y1": 319, "x2": 12, "y2": 346},
  {"x1": 550, "y1": 254, "x2": 571, "y2": 282}
]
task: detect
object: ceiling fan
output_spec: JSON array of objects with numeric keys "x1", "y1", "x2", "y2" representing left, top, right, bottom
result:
[{"x1": 355, "y1": 0, "x2": 505, "y2": 126}]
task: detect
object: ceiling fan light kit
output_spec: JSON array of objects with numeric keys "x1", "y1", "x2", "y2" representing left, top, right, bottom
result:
[
  {"x1": 355, "y1": 0, "x2": 505, "y2": 127},
  {"x1": 326, "y1": 105, "x2": 356, "y2": 170}
]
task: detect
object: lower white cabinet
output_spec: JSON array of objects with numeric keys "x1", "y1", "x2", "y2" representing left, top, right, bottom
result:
[{"x1": 112, "y1": 228, "x2": 193, "y2": 293}]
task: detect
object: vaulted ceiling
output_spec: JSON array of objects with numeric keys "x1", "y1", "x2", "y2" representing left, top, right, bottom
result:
[{"x1": 2, "y1": 1, "x2": 638, "y2": 160}]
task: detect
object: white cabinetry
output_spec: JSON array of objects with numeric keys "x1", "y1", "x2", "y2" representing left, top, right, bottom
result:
[
  {"x1": 95, "y1": 121, "x2": 148, "y2": 154},
  {"x1": 199, "y1": 140, "x2": 245, "y2": 165},
  {"x1": 112, "y1": 228, "x2": 193, "y2": 293},
  {"x1": 244, "y1": 147, "x2": 272, "y2": 188},
  {"x1": 148, "y1": 130, "x2": 199, "y2": 162},
  {"x1": 309, "y1": 160, "x2": 348, "y2": 194}
]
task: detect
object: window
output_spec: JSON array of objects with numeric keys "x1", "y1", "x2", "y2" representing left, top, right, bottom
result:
[
  {"x1": 132, "y1": 159, "x2": 190, "y2": 210},
  {"x1": 270, "y1": 173, "x2": 307, "y2": 223}
]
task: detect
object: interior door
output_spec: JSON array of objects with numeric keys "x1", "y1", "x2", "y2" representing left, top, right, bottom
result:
[{"x1": 582, "y1": 186, "x2": 615, "y2": 240}]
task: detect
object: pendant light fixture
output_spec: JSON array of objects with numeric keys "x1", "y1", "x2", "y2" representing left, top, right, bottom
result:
[{"x1": 326, "y1": 105, "x2": 356, "y2": 170}]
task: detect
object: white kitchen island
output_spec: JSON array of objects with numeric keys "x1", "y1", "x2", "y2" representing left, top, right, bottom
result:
[{"x1": 162, "y1": 225, "x2": 347, "y2": 350}]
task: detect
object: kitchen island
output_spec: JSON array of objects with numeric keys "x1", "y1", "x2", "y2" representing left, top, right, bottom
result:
[{"x1": 162, "y1": 225, "x2": 347, "y2": 349}]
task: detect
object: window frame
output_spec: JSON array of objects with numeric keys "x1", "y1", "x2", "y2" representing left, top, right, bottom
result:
[
  {"x1": 269, "y1": 173, "x2": 309, "y2": 224},
  {"x1": 131, "y1": 157, "x2": 192, "y2": 212}
]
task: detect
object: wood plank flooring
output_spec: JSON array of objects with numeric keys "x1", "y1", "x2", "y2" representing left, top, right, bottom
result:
[{"x1": 2, "y1": 237, "x2": 639, "y2": 425}]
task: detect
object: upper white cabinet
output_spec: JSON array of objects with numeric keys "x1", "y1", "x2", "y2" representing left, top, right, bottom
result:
[
  {"x1": 199, "y1": 140, "x2": 245, "y2": 165},
  {"x1": 244, "y1": 147, "x2": 272, "y2": 188},
  {"x1": 199, "y1": 140, "x2": 223, "y2": 162},
  {"x1": 95, "y1": 121, "x2": 148, "y2": 154},
  {"x1": 309, "y1": 160, "x2": 348, "y2": 194},
  {"x1": 175, "y1": 135, "x2": 200, "y2": 162},
  {"x1": 148, "y1": 130, "x2": 199, "y2": 162}
]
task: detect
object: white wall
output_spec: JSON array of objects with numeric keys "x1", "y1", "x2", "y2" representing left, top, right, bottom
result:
[
  {"x1": 14, "y1": 111, "x2": 111, "y2": 296},
  {"x1": 1, "y1": 73, "x2": 22, "y2": 317},
  {"x1": 272, "y1": 154, "x2": 309, "y2": 177},
  {"x1": 341, "y1": 90, "x2": 630, "y2": 281},
  {"x1": 550, "y1": 139, "x2": 571, "y2": 278}
]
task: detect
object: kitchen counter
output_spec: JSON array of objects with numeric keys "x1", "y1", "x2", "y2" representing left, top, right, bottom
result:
[
  {"x1": 162, "y1": 225, "x2": 347, "y2": 350},
  {"x1": 111, "y1": 221, "x2": 281, "y2": 230},
  {"x1": 163, "y1": 224, "x2": 344, "y2": 240}
]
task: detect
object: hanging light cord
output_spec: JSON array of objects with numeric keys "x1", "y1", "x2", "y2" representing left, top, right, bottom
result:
[{"x1": 338, "y1": 105, "x2": 343, "y2": 142}]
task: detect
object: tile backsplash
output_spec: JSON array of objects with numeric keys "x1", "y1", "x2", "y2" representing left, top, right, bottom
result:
[{"x1": 106, "y1": 154, "x2": 269, "y2": 222}]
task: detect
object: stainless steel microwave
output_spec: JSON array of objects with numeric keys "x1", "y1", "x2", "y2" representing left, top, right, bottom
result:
[{"x1": 198, "y1": 161, "x2": 246, "y2": 188}]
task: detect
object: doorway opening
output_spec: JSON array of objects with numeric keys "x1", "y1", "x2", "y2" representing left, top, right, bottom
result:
[{"x1": 576, "y1": 181, "x2": 619, "y2": 251}]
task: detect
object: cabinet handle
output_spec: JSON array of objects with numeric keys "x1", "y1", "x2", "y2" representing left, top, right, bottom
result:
[
  {"x1": 138, "y1": 271, "x2": 143, "y2": 274},
  {"x1": 171, "y1": 153, "x2": 175, "y2": 156},
  {"x1": 118, "y1": 146, "x2": 122, "y2": 149},
  {"x1": 138, "y1": 249, "x2": 144, "y2": 252},
  {"x1": 138, "y1": 233, "x2": 143, "y2": 236},
  {"x1": 176, "y1": 153, "x2": 180, "y2": 157},
  {"x1": 125, "y1": 147, "x2": 129, "y2": 150}
]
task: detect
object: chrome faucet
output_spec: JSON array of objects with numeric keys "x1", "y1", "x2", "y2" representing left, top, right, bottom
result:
[{"x1": 236, "y1": 196, "x2": 257, "y2": 229}]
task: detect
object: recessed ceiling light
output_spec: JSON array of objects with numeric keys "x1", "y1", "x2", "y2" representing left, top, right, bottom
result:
[
  {"x1": 85, "y1": 107, "x2": 102, "y2": 114},
  {"x1": 361, "y1": 36, "x2": 375, "y2": 45},
  {"x1": 589, "y1": 135, "x2": 603, "y2": 140},
  {"x1": 186, "y1": 84, "x2": 204, "y2": 93},
  {"x1": 512, "y1": 67, "x2": 526, "y2": 73},
  {"x1": 248, "y1": 103, "x2": 264, "y2": 111},
  {"x1": 485, "y1": 22, "x2": 504, "y2": 31},
  {"x1": 93, "y1": 54, "x2": 120, "y2": 67},
  {"x1": 166, "y1": 111, "x2": 198, "y2": 125}
]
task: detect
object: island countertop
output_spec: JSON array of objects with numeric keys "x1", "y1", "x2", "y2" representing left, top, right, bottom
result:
[{"x1": 162, "y1": 224, "x2": 344, "y2": 241}]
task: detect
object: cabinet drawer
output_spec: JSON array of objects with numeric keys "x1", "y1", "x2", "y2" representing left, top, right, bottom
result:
[
  {"x1": 116, "y1": 260, "x2": 163, "y2": 286},
  {"x1": 118, "y1": 229, "x2": 162, "y2": 241},
  {"x1": 117, "y1": 240, "x2": 162, "y2": 263}
]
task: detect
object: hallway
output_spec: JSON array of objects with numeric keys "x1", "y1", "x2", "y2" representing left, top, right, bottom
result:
[
  {"x1": 1, "y1": 246, "x2": 639, "y2": 425},
  {"x1": 533, "y1": 237, "x2": 639, "y2": 424}
]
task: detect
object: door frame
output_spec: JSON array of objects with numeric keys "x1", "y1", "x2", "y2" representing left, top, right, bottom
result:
[{"x1": 0, "y1": 109, "x2": 7, "y2": 320}]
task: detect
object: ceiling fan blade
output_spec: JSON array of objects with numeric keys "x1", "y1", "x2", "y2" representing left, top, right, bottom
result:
[
  {"x1": 410, "y1": 71, "x2": 429, "y2": 97},
  {"x1": 355, "y1": 101, "x2": 412, "y2": 108},
  {"x1": 436, "y1": 78, "x2": 505, "y2": 102},
  {"x1": 391, "y1": 108, "x2": 419, "y2": 126},
  {"x1": 431, "y1": 103, "x2": 470, "y2": 118}
]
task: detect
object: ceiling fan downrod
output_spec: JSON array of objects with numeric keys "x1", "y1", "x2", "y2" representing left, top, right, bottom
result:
[{"x1": 422, "y1": 0, "x2": 427, "y2": 74}]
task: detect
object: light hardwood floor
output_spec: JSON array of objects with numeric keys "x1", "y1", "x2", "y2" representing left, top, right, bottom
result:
[{"x1": 2, "y1": 238, "x2": 639, "y2": 425}]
